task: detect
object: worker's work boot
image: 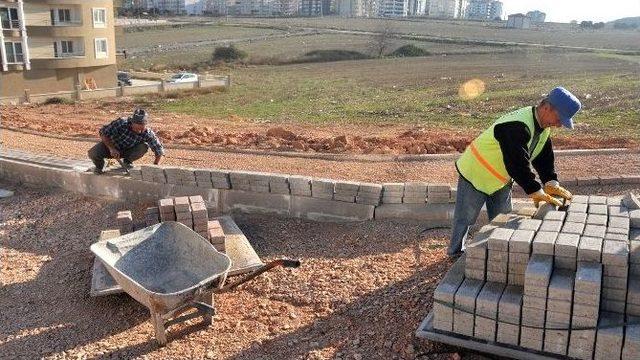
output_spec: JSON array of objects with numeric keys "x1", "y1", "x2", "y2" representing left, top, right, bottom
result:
[{"x1": 92, "y1": 167, "x2": 104, "y2": 175}]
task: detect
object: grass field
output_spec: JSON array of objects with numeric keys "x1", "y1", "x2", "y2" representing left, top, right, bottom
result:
[
  {"x1": 230, "y1": 17, "x2": 640, "y2": 51},
  {"x1": 156, "y1": 51, "x2": 640, "y2": 140}
]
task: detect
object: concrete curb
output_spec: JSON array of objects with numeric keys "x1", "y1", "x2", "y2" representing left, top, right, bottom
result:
[{"x1": 2, "y1": 126, "x2": 639, "y2": 163}]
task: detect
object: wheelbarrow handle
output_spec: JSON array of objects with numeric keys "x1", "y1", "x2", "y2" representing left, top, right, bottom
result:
[{"x1": 214, "y1": 258, "x2": 301, "y2": 293}]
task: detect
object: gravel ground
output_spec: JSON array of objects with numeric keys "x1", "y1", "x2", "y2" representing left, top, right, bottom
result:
[
  {"x1": 2, "y1": 129, "x2": 640, "y2": 184},
  {"x1": 0, "y1": 181, "x2": 470, "y2": 360}
]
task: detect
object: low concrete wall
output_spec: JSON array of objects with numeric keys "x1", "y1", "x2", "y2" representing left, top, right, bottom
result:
[
  {"x1": 0, "y1": 75, "x2": 231, "y2": 105},
  {"x1": 0, "y1": 155, "x2": 456, "y2": 225}
]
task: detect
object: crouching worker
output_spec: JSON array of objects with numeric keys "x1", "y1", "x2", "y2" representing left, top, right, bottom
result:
[
  {"x1": 88, "y1": 109, "x2": 164, "y2": 174},
  {"x1": 447, "y1": 86, "x2": 581, "y2": 258}
]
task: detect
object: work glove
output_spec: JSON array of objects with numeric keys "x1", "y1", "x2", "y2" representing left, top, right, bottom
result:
[
  {"x1": 544, "y1": 180, "x2": 573, "y2": 201},
  {"x1": 530, "y1": 189, "x2": 563, "y2": 208}
]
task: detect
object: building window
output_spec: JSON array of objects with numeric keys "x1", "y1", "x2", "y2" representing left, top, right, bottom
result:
[
  {"x1": 4, "y1": 41, "x2": 24, "y2": 63},
  {"x1": 1, "y1": 7, "x2": 19, "y2": 29},
  {"x1": 95, "y1": 38, "x2": 108, "y2": 59},
  {"x1": 53, "y1": 40, "x2": 78, "y2": 57},
  {"x1": 92, "y1": 8, "x2": 106, "y2": 28},
  {"x1": 50, "y1": 8, "x2": 74, "y2": 25}
]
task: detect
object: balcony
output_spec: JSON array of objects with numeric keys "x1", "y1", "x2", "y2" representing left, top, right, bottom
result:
[
  {"x1": 51, "y1": 19, "x2": 82, "y2": 27},
  {"x1": 1, "y1": 19, "x2": 20, "y2": 29}
]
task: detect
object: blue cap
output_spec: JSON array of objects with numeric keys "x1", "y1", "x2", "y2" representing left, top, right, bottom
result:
[{"x1": 547, "y1": 87, "x2": 581, "y2": 129}]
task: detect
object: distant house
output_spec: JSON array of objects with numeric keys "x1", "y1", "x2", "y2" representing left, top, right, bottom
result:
[
  {"x1": 506, "y1": 13, "x2": 531, "y2": 29},
  {"x1": 526, "y1": 10, "x2": 546, "y2": 23}
]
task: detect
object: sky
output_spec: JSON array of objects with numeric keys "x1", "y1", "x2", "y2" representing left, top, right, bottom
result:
[{"x1": 501, "y1": 0, "x2": 640, "y2": 23}]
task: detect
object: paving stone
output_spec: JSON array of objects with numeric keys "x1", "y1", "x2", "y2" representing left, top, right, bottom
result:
[
  {"x1": 475, "y1": 282, "x2": 504, "y2": 322},
  {"x1": 605, "y1": 232, "x2": 629, "y2": 242},
  {"x1": 603, "y1": 275, "x2": 628, "y2": 290},
  {"x1": 465, "y1": 257, "x2": 486, "y2": 270},
  {"x1": 536, "y1": 220, "x2": 562, "y2": 233},
  {"x1": 522, "y1": 294, "x2": 546, "y2": 310},
  {"x1": 574, "y1": 263, "x2": 602, "y2": 299},
  {"x1": 532, "y1": 231, "x2": 557, "y2": 255},
  {"x1": 569, "y1": 329, "x2": 596, "y2": 360},
  {"x1": 333, "y1": 194, "x2": 356, "y2": 203},
  {"x1": 609, "y1": 205, "x2": 630, "y2": 218},
  {"x1": 509, "y1": 229, "x2": 535, "y2": 253},
  {"x1": 572, "y1": 195, "x2": 589, "y2": 204},
  {"x1": 573, "y1": 314, "x2": 598, "y2": 328},
  {"x1": 507, "y1": 272, "x2": 525, "y2": 286},
  {"x1": 525, "y1": 254, "x2": 553, "y2": 287},
  {"x1": 566, "y1": 212, "x2": 587, "y2": 224},
  {"x1": 589, "y1": 204, "x2": 609, "y2": 216},
  {"x1": 487, "y1": 270, "x2": 507, "y2": 283},
  {"x1": 426, "y1": 192, "x2": 450, "y2": 204},
  {"x1": 587, "y1": 214, "x2": 608, "y2": 226},
  {"x1": 609, "y1": 216, "x2": 630, "y2": 230},
  {"x1": 509, "y1": 252, "x2": 530, "y2": 264},
  {"x1": 555, "y1": 255, "x2": 577, "y2": 270},
  {"x1": 517, "y1": 206, "x2": 538, "y2": 218},
  {"x1": 433, "y1": 257, "x2": 465, "y2": 305},
  {"x1": 572, "y1": 303, "x2": 599, "y2": 318},
  {"x1": 521, "y1": 306, "x2": 546, "y2": 328},
  {"x1": 311, "y1": 179, "x2": 335, "y2": 199},
  {"x1": 555, "y1": 233, "x2": 580, "y2": 258},
  {"x1": 542, "y1": 210, "x2": 566, "y2": 222},
  {"x1": 603, "y1": 287, "x2": 627, "y2": 301},
  {"x1": 382, "y1": 183, "x2": 404, "y2": 194},
  {"x1": 590, "y1": 195, "x2": 608, "y2": 205},
  {"x1": 584, "y1": 224, "x2": 607, "y2": 238},
  {"x1": 548, "y1": 269, "x2": 574, "y2": 300},
  {"x1": 403, "y1": 182, "x2": 427, "y2": 194},
  {"x1": 517, "y1": 219, "x2": 542, "y2": 231},
  {"x1": 524, "y1": 284, "x2": 547, "y2": 298},
  {"x1": 578, "y1": 236, "x2": 603, "y2": 262},
  {"x1": 466, "y1": 238, "x2": 488, "y2": 260},
  {"x1": 288, "y1": 175, "x2": 312, "y2": 196},
  {"x1": 628, "y1": 303, "x2": 640, "y2": 316},
  {"x1": 543, "y1": 329, "x2": 569, "y2": 355},
  {"x1": 633, "y1": 230, "x2": 640, "y2": 241},
  {"x1": 453, "y1": 278, "x2": 484, "y2": 336},
  {"x1": 631, "y1": 210, "x2": 640, "y2": 228},
  {"x1": 334, "y1": 181, "x2": 359, "y2": 195},
  {"x1": 465, "y1": 268, "x2": 485, "y2": 281},
  {"x1": 599, "y1": 176, "x2": 620, "y2": 185},
  {"x1": 173, "y1": 196, "x2": 191, "y2": 212},
  {"x1": 519, "y1": 327, "x2": 543, "y2": 351},
  {"x1": 622, "y1": 315, "x2": 640, "y2": 359},
  {"x1": 603, "y1": 240, "x2": 629, "y2": 266},
  {"x1": 630, "y1": 279, "x2": 640, "y2": 306},
  {"x1": 603, "y1": 264, "x2": 629, "y2": 278},
  {"x1": 568, "y1": 202, "x2": 588, "y2": 213},
  {"x1": 595, "y1": 312, "x2": 624, "y2": 360},
  {"x1": 547, "y1": 299, "x2": 572, "y2": 314},
  {"x1": 602, "y1": 299, "x2": 626, "y2": 313},
  {"x1": 622, "y1": 193, "x2": 640, "y2": 210},
  {"x1": 561, "y1": 221, "x2": 585, "y2": 235},
  {"x1": 607, "y1": 226, "x2": 629, "y2": 236},
  {"x1": 488, "y1": 228, "x2": 514, "y2": 251}
]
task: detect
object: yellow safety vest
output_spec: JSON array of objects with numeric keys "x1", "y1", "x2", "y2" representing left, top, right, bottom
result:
[{"x1": 456, "y1": 106, "x2": 551, "y2": 195}]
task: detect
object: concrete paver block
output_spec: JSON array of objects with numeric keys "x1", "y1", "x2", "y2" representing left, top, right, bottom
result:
[
  {"x1": 288, "y1": 176, "x2": 312, "y2": 196},
  {"x1": 519, "y1": 326, "x2": 543, "y2": 351},
  {"x1": 524, "y1": 284, "x2": 547, "y2": 298},
  {"x1": 573, "y1": 303, "x2": 599, "y2": 318},
  {"x1": 548, "y1": 269, "x2": 574, "y2": 300},
  {"x1": 595, "y1": 312, "x2": 624, "y2": 360},
  {"x1": 603, "y1": 264, "x2": 629, "y2": 278},
  {"x1": 539, "y1": 220, "x2": 563, "y2": 233},
  {"x1": 603, "y1": 287, "x2": 627, "y2": 301},
  {"x1": 509, "y1": 229, "x2": 535, "y2": 253},
  {"x1": 587, "y1": 214, "x2": 608, "y2": 226},
  {"x1": 546, "y1": 299, "x2": 571, "y2": 314},
  {"x1": 488, "y1": 228, "x2": 514, "y2": 251},
  {"x1": 589, "y1": 204, "x2": 608, "y2": 216},
  {"x1": 453, "y1": 278, "x2": 484, "y2": 337},
  {"x1": 568, "y1": 203, "x2": 588, "y2": 213},
  {"x1": 629, "y1": 279, "x2": 640, "y2": 305},
  {"x1": 543, "y1": 329, "x2": 568, "y2": 355},
  {"x1": 603, "y1": 240, "x2": 629, "y2": 266},
  {"x1": 622, "y1": 193, "x2": 640, "y2": 210},
  {"x1": 572, "y1": 195, "x2": 589, "y2": 204},
  {"x1": 566, "y1": 212, "x2": 587, "y2": 224},
  {"x1": 554, "y1": 255, "x2": 577, "y2": 271},
  {"x1": 605, "y1": 232, "x2": 629, "y2": 242},
  {"x1": 555, "y1": 233, "x2": 580, "y2": 258},
  {"x1": 609, "y1": 216, "x2": 630, "y2": 230},
  {"x1": 633, "y1": 230, "x2": 640, "y2": 241},
  {"x1": 522, "y1": 295, "x2": 546, "y2": 310},
  {"x1": 578, "y1": 236, "x2": 603, "y2": 262},
  {"x1": 622, "y1": 315, "x2": 640, "y2": 359},
  {"x1": 475, "y1": 282, "x2": 505, "y2": 319},
  {"x1": 589, "y1": 195, "x2": 608, "y2": 205},
  {"x1": 569, "y1": 329, "x2": 596, "y2": 360},
  {"x1": 602, "y1": 299, "x2": 626, "y2": 313},
  {"x1": 487, "y1": 271, "x2": 507, "y2": 283},
  {"x1": 525, "y1": 254, "x2": 553, "y2": 287},
  {"x1": 543, "y1": 210, "x2": 566, "y2": 222},
  {"x1": 466, "y1": 239, "x2": 488, "y2": 260},
  {"x1": 583, "y1": 224, "x2": 606, "y2": 238},
  {"x1": 498, "y1": 285, "x2": 523, "y2": 321},
  {"x1": 292, "y1": 196, "x2": 374, "y2": 222},
  {"x1": 532, "y1": 231, "x2": 558, "y2": 255},
  {"x1": 609, "y1": 205, "x2": 630, "y2": 218},
  {"x1": 630, "y1": 210, "x2": 640, "y2": 228},
  {"x1": 561, "y1": 221, "x2": 585, "y2": 235},
  {"x1": 517, "y1": 219, "x2": 542, "y2": 231}
]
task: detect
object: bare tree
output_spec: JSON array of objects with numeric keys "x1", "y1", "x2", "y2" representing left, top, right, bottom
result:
[{"x1": 369, "y1": 21, "x2": 396, "y2": 58}]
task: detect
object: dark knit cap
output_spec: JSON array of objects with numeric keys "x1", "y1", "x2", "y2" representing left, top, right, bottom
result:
[{"x1": 131, "y1": 108, "x2": 148, "y2": 124}]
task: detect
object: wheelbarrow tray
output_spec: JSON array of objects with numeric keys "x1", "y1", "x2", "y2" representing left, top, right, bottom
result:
[{"x1": 90, "y1": 222, "x2": 231, "y2": 313}]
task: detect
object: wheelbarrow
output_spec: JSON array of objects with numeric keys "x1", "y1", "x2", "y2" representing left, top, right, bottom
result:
[{"x1": 90, "y1": 222, "x2": 300, "y2": 345}]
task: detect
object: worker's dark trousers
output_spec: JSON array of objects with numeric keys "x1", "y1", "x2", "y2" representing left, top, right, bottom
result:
[{"x1": 87, "y1": 142, "x2": 148, "y2": 170}]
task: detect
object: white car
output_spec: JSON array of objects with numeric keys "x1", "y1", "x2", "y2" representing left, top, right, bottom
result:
[{"x1": 167, "y1": 72, "x2": 198, "y2": 83}]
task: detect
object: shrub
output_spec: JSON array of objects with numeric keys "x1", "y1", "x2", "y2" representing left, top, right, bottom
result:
[
  {"x1": 298, "y1": 50, "x2": 370, "y2": 63},
  {"x1": 42, "y1": 97, "x2": 71, "y2": 105},
  {"x1": 212, "y1": 45, "x2": 247, "y2": 62},
  {"x1": 390, "y1": 44, "x2": 431, "y2": 57}
]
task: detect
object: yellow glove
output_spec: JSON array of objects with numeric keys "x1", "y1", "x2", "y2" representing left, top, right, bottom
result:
[
  {"x1": 530, "y1": 189, "x2": 563, "y2": 208},
  {"x1": 544, "y1": 180, "x2": 573, "y2": 201}
]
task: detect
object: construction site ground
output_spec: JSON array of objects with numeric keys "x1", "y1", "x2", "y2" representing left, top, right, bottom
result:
[{"x1": 1, "y1": 181, "x2": 639, "y2": 360}]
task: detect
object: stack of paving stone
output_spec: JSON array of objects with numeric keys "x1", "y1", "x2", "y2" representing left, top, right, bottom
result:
[
  {"x1": 569, "y1": 262, "x2": 601, "y2": 359},
  {"x1": 207, "y1": 220, "x2": 225, "y2": 252},
  {"x1": 246, "y1": 172, "x2": 270, "y2": 193},
  {"x1": 159, "y1": 198, "x2": 177, "y2": 221},
  {"x1": 402, "y1": 182, "x2": 427, "y2": 204},
  {"x1": 289, "y1": 175, "x2": 312, "y2": 197},
  {"x1": 144, "y1": 207, "x2": 160, "y2": 226},
  {"x1": 165, "y1": 168, "x2": 197, "y2": 187},
  {"x1": 356, "y1": 183, "x2": 382, "y2": 206},
  {"x1": 116, "y1": 210, "x2": 134, "y2": 234},
  {"x1": 521, "y1": 254, "x2": 552, "y2": 351},
  {"x1": 228, "y1": 171, "x2": 252, "y2": 191},
  {"x1": 190, "y1": 196, "x2": 208, "y2": 238},
  {"x1": 311, "y1": 179, "x2": 335, "y2": 200},
  {"x1": 429, "y1": 193, "x2": 640, "y2": 359},
  {"x1": 140, "y1": 165, "x2": 165, "y2": 183},
  {"x1": 268, "y1": 174, "x2": 290, "y2": 195},
  {"x1": 195, "y1": 169, "x2": 213, "y2": 188},
  {"x1": 174, "y1": 196, "x2": 193, "y2": 228},
  {"x1": 210, "y1": 170, "x2": 231, "y2": 189},
  {"x1": 427, "y1": 184, "x2": 451, "y2": 204},
  {"x1": 333, "y1": 181, "x2": 359, "y2": 203},
  {"x1": 381, "y1": 183, "x2": 404, "y2": 204}
]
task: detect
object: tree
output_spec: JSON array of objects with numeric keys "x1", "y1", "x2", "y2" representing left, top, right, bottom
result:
[{"x1": 369, "y1": 22, "x2": 396, "y2": 58}]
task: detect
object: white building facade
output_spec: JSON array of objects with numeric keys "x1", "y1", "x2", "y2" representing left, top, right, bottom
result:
[
  {"x1": 378, "y1": 0, "x2": 408, "y2": 16},
  {"x1": 465, "y1": 0, "x2": 502, "y2": 20}
]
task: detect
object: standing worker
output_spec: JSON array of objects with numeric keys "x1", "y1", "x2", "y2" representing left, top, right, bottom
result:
[
  {"x1": 88, "y1": 109, "x2": 165, "y2": 174},
  {"x1": 448, "y1": 87, "x2": 581, "y2": 257}
]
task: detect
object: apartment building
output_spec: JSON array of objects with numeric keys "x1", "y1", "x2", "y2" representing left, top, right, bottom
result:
[
  {"x1": 465, "y1": 0, "x2": 502, "y2": 21},
  {"x1": 1, "y1": 0, "x2": 117, "y2": 97},
  {"x1": 526, "y1": 10, "x2": 545, "y2": 23},
  {"x1": 427, "y1": 0, "x2": 459, "y2": 18},
  {"x1": 378, "y1": 0, "x2": 407, "y2": 17}
]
